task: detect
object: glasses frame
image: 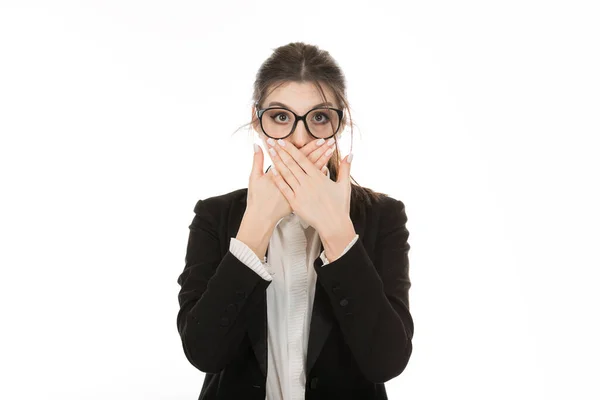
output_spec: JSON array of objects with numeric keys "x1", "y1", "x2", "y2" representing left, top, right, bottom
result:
[{"x1": 255, "y1": 102, "x2": 343, "y2": 140}]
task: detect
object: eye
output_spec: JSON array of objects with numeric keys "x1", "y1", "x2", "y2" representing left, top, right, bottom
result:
[
  {"x1": 311, "y1": 112, "x2": 331, "y2": 124},
  {"x1": 270, "y1": 112, "x2": 290, "y2": 123}
]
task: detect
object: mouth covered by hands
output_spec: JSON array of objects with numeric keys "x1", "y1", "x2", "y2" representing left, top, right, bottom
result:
[{"x1": 266, "y1": 137, "x2": 353, "y2": 235}]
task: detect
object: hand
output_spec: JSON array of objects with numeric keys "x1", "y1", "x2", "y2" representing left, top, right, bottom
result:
[
  {"x1": 266, "y1": 138, "x2": 353, "y2": 234},
  {"x1": 266, "y1": 136, "x2": 335, "y2": 176},
  {"x1": 247, "y1": 138, "x2": 336, "y2": 228}
]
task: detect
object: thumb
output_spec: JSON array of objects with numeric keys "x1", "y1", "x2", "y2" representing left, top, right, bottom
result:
[
  {"x1": 251, "y1": 143, "x2": 264, "y2": 180},
  {"x1": 337, "y1": 152, "x2": 353, "y2": 184}
]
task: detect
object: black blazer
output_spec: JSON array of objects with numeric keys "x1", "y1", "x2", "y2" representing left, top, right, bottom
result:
[{"x1": 176, "y1": 186, "x2": 414, "y2": 400}]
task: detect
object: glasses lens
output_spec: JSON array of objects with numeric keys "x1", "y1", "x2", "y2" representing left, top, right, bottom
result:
[
  {"x1": 261, "y1": 108, "x2": 340, "y2": 138},
  {"x1": 307, "y1": 108, "x2": 340, "y2": 138},
  {"x1": 261, "y1": 108, "x2": 295, "y2": 138}
]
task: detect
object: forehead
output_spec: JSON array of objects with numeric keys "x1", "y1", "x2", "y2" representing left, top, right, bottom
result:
[{"x1": 264, "y1": 81, "x2": 337, "y2": 112}]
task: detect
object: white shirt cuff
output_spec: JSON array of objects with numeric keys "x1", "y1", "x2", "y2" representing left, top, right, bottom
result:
[{"x1": 229, "y1": 237, "x2": 273, "y2": 281}]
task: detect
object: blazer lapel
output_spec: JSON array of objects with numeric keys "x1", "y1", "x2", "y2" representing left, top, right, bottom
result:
[
  {"x1": 233, "y1": 187, "x2": 365, "y2": 378},
  {"x1": 304, "y1": 246, "x2": 332, "y2": 376}
]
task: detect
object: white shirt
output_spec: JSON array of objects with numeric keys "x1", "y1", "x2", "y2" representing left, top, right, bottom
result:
[{"x1": 228, "y1": 166, "x2": 359, "y2": 400}]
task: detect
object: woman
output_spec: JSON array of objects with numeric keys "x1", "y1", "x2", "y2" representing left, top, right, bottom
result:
[{"x1": 176, "y1": 42, "x2": 414, "y2": 400}]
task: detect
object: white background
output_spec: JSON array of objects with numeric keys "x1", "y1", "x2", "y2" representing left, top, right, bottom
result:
[{"x1": 1, "y1": 1, "x2": 599, "y2": 399}]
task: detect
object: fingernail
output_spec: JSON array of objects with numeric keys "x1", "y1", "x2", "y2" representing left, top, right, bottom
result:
[
  {"x1": 272, "y1": 166, "x2": 278, "y2": 175},
  {"x1": 347, "y1": 153, "x2": 353, "y2": 163},
  {"x1": 277, "y1": 139, "x2": 286, "y2": 147},
  {"x1": 327, "y1": 138, "x2": 335, "y2": 146},
  {"x1": 316, "y1": 138, "x2": 325, "y2": 146},
  {"x1": 269, "y1": 147, "x2": 277, "y2": 157},
  {"x1": 253, "y1": 143, "x2": 259, "y2": 153},
  {"x1": 267, "y1": 138, "x2": 276, "y2": 146},
  {"x1": 325, "y1": 147, "x2": 334, "y2": 156}
]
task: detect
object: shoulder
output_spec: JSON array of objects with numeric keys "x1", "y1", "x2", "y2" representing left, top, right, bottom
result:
[
  {"x1": 350, "y1": 184, "x2": 407, "y2": 219},
  {"x1": 378, "y1": 194, "x2": 407, "y2": 215},
  {"x1": 192, "y1": 187, "x2": 247, "y2": 216},
  {"x1": 372, "y1": 193, "x2": 409, "y2": 237}
]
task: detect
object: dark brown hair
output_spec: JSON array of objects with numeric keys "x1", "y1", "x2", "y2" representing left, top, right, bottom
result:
[{"x1": 234, "y1": 41, "x2": 388, "y2": 219}]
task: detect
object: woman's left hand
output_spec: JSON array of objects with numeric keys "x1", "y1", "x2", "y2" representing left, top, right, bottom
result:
[{"x1": 267, "y1": 138, "x2": 353, "y2": 235}]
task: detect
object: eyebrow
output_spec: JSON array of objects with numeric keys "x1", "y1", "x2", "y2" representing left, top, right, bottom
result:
[{"x1": 267, "y1": 101, "x2": 335, "y2": 112}]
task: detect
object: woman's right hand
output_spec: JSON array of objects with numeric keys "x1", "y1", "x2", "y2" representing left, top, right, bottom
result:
[{"x1": 247, "y1": 137, "x2": 336, "y2": 227}]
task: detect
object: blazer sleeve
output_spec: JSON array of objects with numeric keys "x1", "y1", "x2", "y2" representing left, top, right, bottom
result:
[
  {"x1": 176, "y1": 198, "x2": 273, "y2": 374},
  {"x1": 312, "y1": 196, "x2": 414, "y2": 383}
]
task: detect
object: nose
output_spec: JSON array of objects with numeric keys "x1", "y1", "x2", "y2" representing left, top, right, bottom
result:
[{"x1": 287, "y1": 119, "x2": 312, "y2": 148}]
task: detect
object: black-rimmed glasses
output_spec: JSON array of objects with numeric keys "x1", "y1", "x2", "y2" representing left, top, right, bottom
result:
[{"x1": 255, "y1": 102, "x2": 343, "y2": 140}]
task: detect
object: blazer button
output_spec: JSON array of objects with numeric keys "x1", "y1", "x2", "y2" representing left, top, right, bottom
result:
[
  {"x1": 310, "y1": 377, "x2": 318, "y2": 389},
  {"x1": 219, "y1": 316, "x2": 230, "y2": 327},
  {"x1": 340, "y1": 298, "x2": 349, "y2": 307}
]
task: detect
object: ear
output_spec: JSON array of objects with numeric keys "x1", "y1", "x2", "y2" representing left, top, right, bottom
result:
[{"x1": 251, "y1": 105, "x2": 261, "y2": 133}]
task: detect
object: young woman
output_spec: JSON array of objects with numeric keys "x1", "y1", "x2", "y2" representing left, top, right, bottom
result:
[{"x1": 176, "y1": 42, "x2": 414, "y2": 400}]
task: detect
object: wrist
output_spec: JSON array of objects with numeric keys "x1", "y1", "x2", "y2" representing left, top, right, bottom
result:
[
  {"x1": 236, "y1": 209, "x2": 275, "y2": 259},
  {"x1": 318, "y1": 215, "x2": 354, "y2": 240},
  {"x1": 319, "y1": 216, "x2": 356, "y2": 262}
]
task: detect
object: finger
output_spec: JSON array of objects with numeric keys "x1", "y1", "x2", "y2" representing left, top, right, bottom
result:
[
  {"x1": 271, "y1": 141, "x2": 307, "y2": 186},
  {"x1": 337, "y1": 152, "x2": 353, "y2": 184},
  {"x1": 315, "y1": 144, "x2": 335, "y2": 173},
  {"x1": 275, "y1": 138, "x2": 322, "y2": 179},
  {"x1": 267, "y1": 142, "x2": 301, "y2": 191},
  {"x1": 261, "y1": 138, "x2": 278, "y2": 177},
  {"x1": 307, "y1": 137, "x2": 334, "y2": 159},
  {"x1": 251, "y1": 142, "x2": 264, "y2": 180},
  {"x1": 300, "y1": 138, "x2": 327, "y2": 161},
  {"x1": 299, "y1": 138, "x2": 330, "y2": 175},
  {"x1": 271, "y1": 168, "x2": 295, "y2": 202},
  {"x1": 318, "y1": 152, "x2": 334, "y2": 172}
]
